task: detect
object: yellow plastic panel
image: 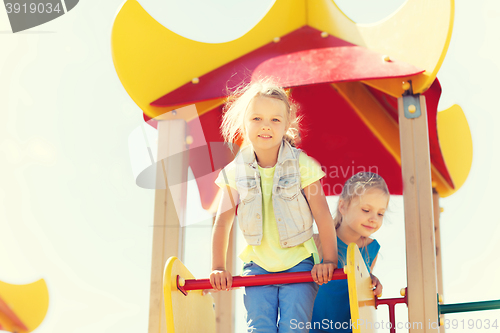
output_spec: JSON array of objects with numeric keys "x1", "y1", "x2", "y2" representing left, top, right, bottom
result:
[
  {"x1": 345, "y1": 243, "x2": 376, "y2": 333},
  {"x1": 0, "y1": 313, "x2": 21, "y2": 333},
  {"x1": 163, "y1": 257, "x2": 216, "y2": 333},
  {"x1": 436, "y1": 104, "x2": 473, "y2": 197},
  {"x1": 308, "y1": 0, "x2": 454, "y2": 95},
  {"x1": 111, "y1": 0, "x2": 306, "y2": 119},
  {"x1": 0, "y1": 279, "x2": 49, "y2": 332}
]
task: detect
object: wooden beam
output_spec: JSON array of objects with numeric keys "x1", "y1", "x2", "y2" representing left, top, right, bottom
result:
[
  {"x1": 433, "y1": 191, "x2": 444, "y2": 297},
  {"x1": 433, "y1": 189, "x2": 445, "y2": 332},
  {"x1": 398, "y1": 94, "x2": 439, "y2": 332},
  {"x1": 148, "y1": 119, "x2": 188, "y2": 333}
]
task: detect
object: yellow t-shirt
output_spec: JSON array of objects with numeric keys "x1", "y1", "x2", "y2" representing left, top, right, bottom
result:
[{"x1": 215, "y1": 152, "x2": 326, "y2": 272}]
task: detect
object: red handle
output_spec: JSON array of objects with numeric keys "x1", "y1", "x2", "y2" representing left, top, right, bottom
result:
[{"x1": 177, "y1": 269, "x2": 347, "y2": 295}]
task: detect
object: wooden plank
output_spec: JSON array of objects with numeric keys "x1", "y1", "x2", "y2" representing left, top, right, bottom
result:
[
  {"x1": 148, "y1": 119, "x2": 188, "y2": 333},
  {"x1": 433, "y1": 190, "x2": 445, "y2": 332},
  {"x1": 433, "y1": 190, "x2": 444, "y2": 297},
  {"x1": 398, "y1": 95, "x2": 439, "y2": 332}
]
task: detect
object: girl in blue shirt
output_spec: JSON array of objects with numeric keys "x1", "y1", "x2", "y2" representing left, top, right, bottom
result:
[{"x1": 311, "y1": 172, "x2": 388, "y2": 333}]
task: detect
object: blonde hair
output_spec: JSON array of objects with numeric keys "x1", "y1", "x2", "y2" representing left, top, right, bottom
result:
[
  {"x1": 334, "y1": 172, "x2": 389, "y2": 267},
  {"x1": 334, "y1": 172, "x2": 389, "y2": 229},
  {"x1": 220, "y1": 79, "x2": 300, "y2": 149}
]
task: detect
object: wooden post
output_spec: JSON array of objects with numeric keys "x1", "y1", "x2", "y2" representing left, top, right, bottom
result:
[
  {"x1": 433, "y1": 190, "x2": 445, "y2": 332},
  {"x1": 212, "y1": 216, "x2": 236, "y2": 333},
  {"x1": 398, "y1": 94, "x2": 439, "y2": 332},
  {"x1": 148, "y1": 119, "x2": 188, "y2": 333}
]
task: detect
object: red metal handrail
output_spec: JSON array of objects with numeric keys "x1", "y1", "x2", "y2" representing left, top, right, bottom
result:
[
  {"x1": 177, "y1": 269, "x2": 347, "y2": 295},
  {"x1": 375, "y1": 288, "x2": 408, "y2": 333}
]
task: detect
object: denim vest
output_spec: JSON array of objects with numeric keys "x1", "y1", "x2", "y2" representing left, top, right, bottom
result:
[{"x1": 234, "y1": 140, "x2": 314, "y2": 248}]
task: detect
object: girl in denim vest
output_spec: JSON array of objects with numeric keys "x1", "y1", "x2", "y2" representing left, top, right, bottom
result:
[
  {"x1": 210, "y1": 79, "x2": 338, "y2": 333},
  {"x1": 310, "y1": 172, "x2": 387, "y2": 333}
]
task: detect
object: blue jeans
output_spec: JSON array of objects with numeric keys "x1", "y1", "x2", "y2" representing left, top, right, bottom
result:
[{"x1": 242, "y1": 257, "x2": 319, "y2": 333}]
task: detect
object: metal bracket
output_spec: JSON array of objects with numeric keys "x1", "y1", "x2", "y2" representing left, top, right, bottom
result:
[
  {"x1": 402, "y1": 94, "x2": 421, "y2": 119},
  {"x1": 177, "y1": 275, "x2": 188, "y2": 296}
]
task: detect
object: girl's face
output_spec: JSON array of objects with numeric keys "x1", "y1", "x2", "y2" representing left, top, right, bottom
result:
[
  {"x1": 339, "y1": 188, "x2": 389, "y2": 239},
  {"x1": 243, "y1": 95, "x2": 289, "y2": 153}
]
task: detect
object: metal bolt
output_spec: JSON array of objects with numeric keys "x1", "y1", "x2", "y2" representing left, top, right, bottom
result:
[
  {"x1": 192, "y1": 77, "x2": 199, "y2": 84},
  {"x1": 408, "y1": 105, "x2": 416, "y2": 113},
  {"x1": 321, "y1": 31, "x2": 328, "y2": 38},
  {"x1": 273, "y1": 37, "x2": 280, "y2": 43}
]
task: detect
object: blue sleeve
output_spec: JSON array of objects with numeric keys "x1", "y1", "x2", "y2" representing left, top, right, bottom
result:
[{"x1": 364, "y1": 239, "x2": 380, "y2": 273}]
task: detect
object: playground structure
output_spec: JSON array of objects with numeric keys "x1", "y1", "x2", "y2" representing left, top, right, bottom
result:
[
  {"x1": 110, "y1": 0, "x2": 488, "y2": 332},
  {"x1": 163, "y1": 240, "x2": 500, "y2": 333}
]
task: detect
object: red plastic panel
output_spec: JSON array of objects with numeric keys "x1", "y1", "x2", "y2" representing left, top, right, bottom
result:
[
  {"x1": 422, "y1": 80, "x2": 453, "y2": 188},
  {"x1": 151, "y1": 26, "x2": 423, "y2": 108},
  {"x1": 292, "y1": 83, "x2": 403, "y2": 195}
]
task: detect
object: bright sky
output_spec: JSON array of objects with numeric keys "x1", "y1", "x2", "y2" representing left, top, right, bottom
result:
[{"x1": 1, "y1": 0, "x2": 500, "y2": 332}]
